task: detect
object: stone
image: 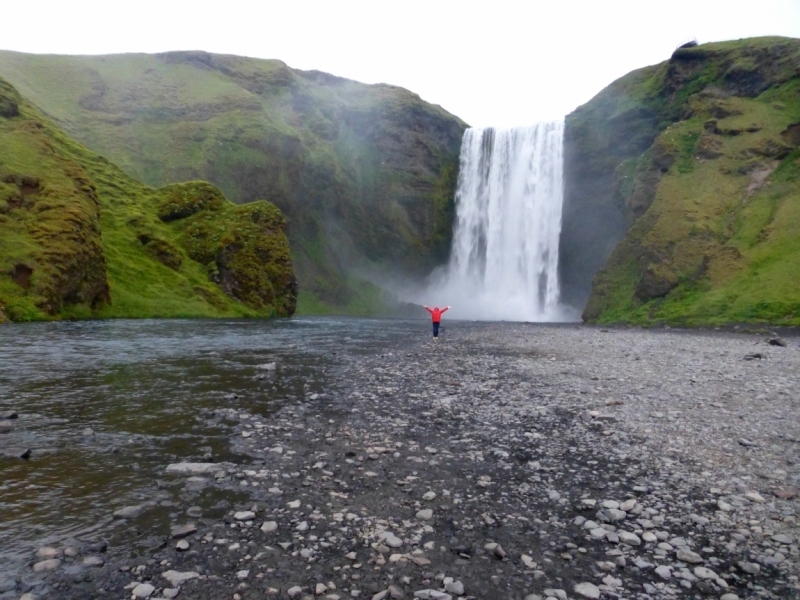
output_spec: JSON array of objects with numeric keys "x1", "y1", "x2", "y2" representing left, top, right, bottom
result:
[
  {"x1": 720, "y1": 595, "x2": 739, "y2": 600},
  {"x1": 257, "y1": 362, "x2": 277, "y2": 370},
  {"x1": 677, "y1": 548, "x2": 704, "y2": 564},
  {"x1": 35, "y1": 547, "x2": 61, "y2": 560},
  {"x1": 1, "y1": 447, "x2": 31, "y2": 459},
  {"x1": 261, "y1": 521, "x2": 278, "y2": 533},
  {"x1": 163, "y1": 589, "x2": 180, "y2": 600},
  {"x1": 589, "y1": 528, "x2": 607, "y2": 540},
  {"x1": 132, "y1": 583, "x2": 155, "y2": 598},
  {"x1": 737, "y1": 561, "x2": 759, "y2": 575},
  {"x1": 444, "y1": 581, "x2": 464, "y2": 595},
  {"x1": 422, "y1": 491, "x2": 436, "y2": 501},
  {"x1": 176, "y1": 540, "x2": 190, "y2": 551},
  {"x1": 385, "y1": 535, "x2": 403, "y2": 548},
  {"x1": 655, "y1": 565, "x2": 671, "y2": 580},
  {"x1": 573, "y1": 582, "x2": 601, "y2": 599},
  {"x1": 166, "y1": 463, "x2": 229, "y2": 475},
  {"x1": 236, "y1": 570, "x2": 249, "y2": 580},
  {"x1": 618, "y1": 531, "x2": 641, "y2": 546},
  {"x1": 288, "y1": 587, "x2": 303, "y2": 598},
  {"x1": 170, "y1": 524, "x2": 197, "y2": 539},
  {"x1": 619, "y1": 499, "x2": 636, "y2": 511},
  {"x1": 642, "y1": 531, "x2": 657, "y2": 542},
  {"x1": 288, "y1": 500, "x2": 301, "y2": 509},
  {"x1": 82, "y1": 555, "x2": 104, "y2": 567},
  {"x1": 113, "y1": 505, "x2": 144, "y2": 519},
  {"x1": 0, "y1": 410, "x2": 17, "y2": 419},
  {"x1": 317, "y1": 583, "x2": 328, "y2": 595},
  {"x1": 32, "y1": 559, "x2": 60, "y2": 572},
  {"x1": 234, "y1": 511, "x2": 256, "y2": 521},
  {"x1": 416, "y1": 509, "x2": 433, "y2": 520},
  {"x1": 694, "y1": 566, "x2": 717, "y2": 579},
  {"x1": 0, "y1": 420, "x2": 13, "y2": 433},
  {"x1": 162, "y1": 570, "x2": 200, "y2": 587},
  {"x1": 744, "y1": 491, "x2": 766, "y2": 503}
]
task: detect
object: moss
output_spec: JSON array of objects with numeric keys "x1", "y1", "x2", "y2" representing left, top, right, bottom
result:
[
  {"x1": 568, "y1": 37, "x2": 800, "y2": 326},
  {"x1": 0, "y1": 76, "x2": 297, "y2": 322},
  {"x1": 0, "y1": 50, "x2": 467, "y2": 313}
]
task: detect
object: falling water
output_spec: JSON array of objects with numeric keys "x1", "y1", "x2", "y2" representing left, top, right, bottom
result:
[{"x1": 425, "y1": 122, "x2": 572, "y2": 321}]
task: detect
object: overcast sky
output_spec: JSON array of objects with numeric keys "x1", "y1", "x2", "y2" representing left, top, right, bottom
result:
[{"x1": 4, "y1": 0, "x2": 800, "y2": 128}]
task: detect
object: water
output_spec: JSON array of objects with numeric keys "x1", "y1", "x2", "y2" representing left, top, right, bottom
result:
[
  {"x1": 0, "y1": 317, "x2": 421, "y2": 580},
  {"x1": 422, "y1": 122, "x2": 574, "y2": 322}
]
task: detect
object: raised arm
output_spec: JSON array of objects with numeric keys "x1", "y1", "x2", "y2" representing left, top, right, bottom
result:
[
  {"x1": 424, "y1": 305, "x2": 434, "y2": 314},
  {"x1": 441, "y1": 306, "x2": 450, "y2": 314}
]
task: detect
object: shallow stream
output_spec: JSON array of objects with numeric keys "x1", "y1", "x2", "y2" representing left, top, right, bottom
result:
[{"x1": 0, "y1": 316, "x2": 422, "y2": 581}]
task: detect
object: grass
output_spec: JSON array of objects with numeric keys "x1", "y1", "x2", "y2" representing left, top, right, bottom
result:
[
  {"x1": 0, "y1": 50, "x2": 467, "y2": 314},
  {"x1": 0, "y1": 76, "x2": 296, "y2": 323}
]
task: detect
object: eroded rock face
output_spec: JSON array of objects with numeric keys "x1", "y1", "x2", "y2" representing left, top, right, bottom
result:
[{"x1": 563, "y1": 37, "x2": 800, "y2": 324}]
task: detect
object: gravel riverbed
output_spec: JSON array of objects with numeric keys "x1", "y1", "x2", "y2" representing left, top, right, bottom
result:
[{"x1": 5, "y1": 323, "x2": 799, "y2": 600}]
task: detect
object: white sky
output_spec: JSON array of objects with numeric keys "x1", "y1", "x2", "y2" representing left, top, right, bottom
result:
[{"x1": 4, "y1": 0, "x2": 800, "y2": 127}]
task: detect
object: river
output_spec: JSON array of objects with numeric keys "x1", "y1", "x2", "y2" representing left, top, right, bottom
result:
[{"x1": 0, "y1": 317, "x2": 422, "y2": 582}]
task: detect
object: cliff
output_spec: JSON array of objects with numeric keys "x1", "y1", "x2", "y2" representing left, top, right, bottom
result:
[
  {"x1": 562, "y1": 37, "x2": 800, "y2": 325},
  {"x1": 0, "y1": 51, "x2": 466, "y2": 314},
  {"x1": 0, "y1": 77, "x2": 296, "y2": 322}
]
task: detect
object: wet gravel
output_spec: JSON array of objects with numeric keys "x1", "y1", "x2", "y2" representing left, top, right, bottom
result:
[{"x1": 3, "y1": 323, "x2": 799, "y2": 600}]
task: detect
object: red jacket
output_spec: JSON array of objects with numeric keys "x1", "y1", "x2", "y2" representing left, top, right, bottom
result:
[{"x1": 425, "y1": 306, "x2": 449, "y2": 323}]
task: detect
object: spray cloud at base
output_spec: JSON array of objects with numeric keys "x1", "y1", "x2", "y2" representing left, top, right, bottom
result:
[{"x1": 412, "y1": 122, "x2": 578, "y2": 322}]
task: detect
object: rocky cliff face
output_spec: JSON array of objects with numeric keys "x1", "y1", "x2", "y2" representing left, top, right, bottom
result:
[
  {"x1": 0, "y1": 77, "x2": 296, "y2": 322},
  {"x1": 562, "y1": 37, "x2": 800, "y2": 325},
  {"x1": 0, "y1": 51, "x2": 466, "y2": 313}
]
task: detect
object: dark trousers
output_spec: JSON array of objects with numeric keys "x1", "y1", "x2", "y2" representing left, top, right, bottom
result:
[{"x1": 432, "y1": 322, "x2": 440, "y2": 337}]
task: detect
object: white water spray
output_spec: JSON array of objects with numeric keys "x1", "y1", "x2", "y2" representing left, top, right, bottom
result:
[{"x1": 422, "y1": 122, "x2": 574, "y2": 321}]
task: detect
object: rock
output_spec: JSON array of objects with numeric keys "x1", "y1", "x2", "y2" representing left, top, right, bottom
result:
[
  {"x1": 165, "y1": 463, "x2": 230, "y2": 475},
  {"x1": 316, "y1": 583, "x2": 328, "y2": 595},
  {"x1": 35, "y1": 547, "x2": 61, "y2": 560},
  {"x1": 287, "y1": 586, "x2": 303, "y2": 598},
  {"x1": 385, "y1": 535, "x2": 403, "y2": 548},
  {"x1": 163, "y1": 589, "x2": 180, "y2": 599},
  {"x1": 415, "y1": 509, "x2": 433, "y2": 520},
  {"x1": 387, "y1": 585, "x2": 405, "y2": 599},
  {"x1": 618, "y1": 531, "x2": 641, "y2": 546},
  {"x1": 720, "y1": 595, "x2": 739, "y2": 600},
  {"x1": 422, "y1": 491, "x2": 436, "y2": 501},
  {"x1": 176, "y1": 540, "x2": 190, "y2": 551},
  {"x1": 573, "y1": 582, "x2": 601, "y2": 599},
  {"x1": 170, "y1": 524, "x2": 197, "y2": 538},
  {"x1": 738, "y1": 438, "x2": 756, "y2": 447},
  {"x1": 677, "y1": 548, "x2": 704, "y2": 564},
  {"x1": 744, "y1": 491, "x2": 766, "y2": 503},
  {"x1": 82, "y1": 427, "x2": 94, "y2": 436},
  {"x1": 132, "y1": 583, "x2": 155, "y2": 598},
  {"x1": 32, "y1": 559, "x2": 60, "y2": 572},
  {"x1": 1, "y1": 447, "x2": 31, "y2": 459},
  {"x1": 162, "y1": 570, "x2": 200, "y2": 587},
  {"x1": 19, "y1": 594, "x2": 37, "y2": 600},
  {"x1": 236, "y1": 570, "x2": 249, "y2": 580},
  {"x1": 257, "y1": 362, "x2": 277, "y2": 370},
  {"x1": 113, "y1": 505, "x2": 144, "y2": 519},
  {"x1": 619, "y1": 498, "x2": 636, "y2": 511},
  {"x1": 694, "y1": 566, "x2": 717, "y2": 579},
  {"x1": 287, "y1": 500, "x2": 301, "y2": 509},
  {"x1": 82, "y1": 555, "x2": 104, "y2": 567},
  {"x1": 738, "y1": 561, "x2": 760, "y2": 574},
  {"x1": 655, "y1": 565, "x2": 671, "y2": 580},
  {"x1": 0, "y1": 410, "x2": 17, "y2": 419},
  {"x1": 444, "y1": 581, "x2": 464, "y2": 595},
  {"x1": 642, "y1": 531, "x2": 657, "y2": 543},
  {"x1": 234, "y1": 511, "x2": 256, "y2": 521},
  {"x1": 261, "y1": 521, "x2": 278, "y2": 533},
  {"x1": 0, "y1": 420, "x2": 13, "y2": 433},
  {"x1": 767, "y1": 337, "x2": 787, "y2": 347},
  {"x1": 590, "y1": 528, "x2": 607, "y2": 540}
]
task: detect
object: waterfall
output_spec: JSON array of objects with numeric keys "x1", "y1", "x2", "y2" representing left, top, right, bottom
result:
[{"x1": 426, "y1": 121, "x2": 572, "y2": 322}]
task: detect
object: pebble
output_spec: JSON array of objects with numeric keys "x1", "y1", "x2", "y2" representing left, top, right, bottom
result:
[
  {"x1": 170, "y1": 524, "x2": 197, "y2": 538},
  {"x1": 162, "y1": 570, "x2": 200, "y2": 587},
  {"x1": 32, "y1": 559, "x2": 60, "y2": 572},
  {"x1": 261, "y1": 521, "x2": 278, "y2": 533},
  {"x1": 132, "y1": 583, "x2": 155, "y2": 598},
  {"x1": 573, "y1": 582, "x2": 601, "y2": 599},
  {"x1": 676, "y1": 548, "x2": 704, "y2": 564},
  {"x1": 415, "y1": 509, "x2": 433, "y2": 520},
  {"x1": 234, "y1": 511, "x2": 256, "y2": 521}
]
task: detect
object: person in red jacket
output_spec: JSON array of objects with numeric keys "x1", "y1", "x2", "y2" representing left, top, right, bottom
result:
[{"x1": 424, "y1": 305, "x2": 450, "y2": 338}]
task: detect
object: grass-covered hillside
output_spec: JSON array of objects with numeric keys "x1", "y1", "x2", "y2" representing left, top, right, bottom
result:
[
  {"x1": 0, "y1": 51, "x2": 467, "y2": 314},
  {"x1": 0, "y1": 76, "x2": 296, "y2": 323},
  {"x1": 564, "y1": 37, "x2": 800, "y2": 326}
]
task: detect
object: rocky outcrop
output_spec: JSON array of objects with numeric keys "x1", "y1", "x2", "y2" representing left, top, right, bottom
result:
[
  {"x1": 0, "y1": 77, "x2": 296, "y2": 322},
  {"x1": 0, "y1": 51, "x2": 467, "y2": 311},
  {"x1": 567, "y1": 37, "x2": 800, "y2": 325}
]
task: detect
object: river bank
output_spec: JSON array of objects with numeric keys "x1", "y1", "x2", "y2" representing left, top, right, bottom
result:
[{"x1": 2, "y1": 322, "x2": 799, "y2": 600}]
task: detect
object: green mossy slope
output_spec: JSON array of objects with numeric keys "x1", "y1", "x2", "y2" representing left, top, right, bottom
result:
[
  {"x1": 0, "y1": 77, "x2": 296, "y2": 322},
  {"x1": 564, "y1": 37, "x2": 800, "y2": 326},
  {"x1": 0, "y1": 51, "x2": 467, "y2": 313}
]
